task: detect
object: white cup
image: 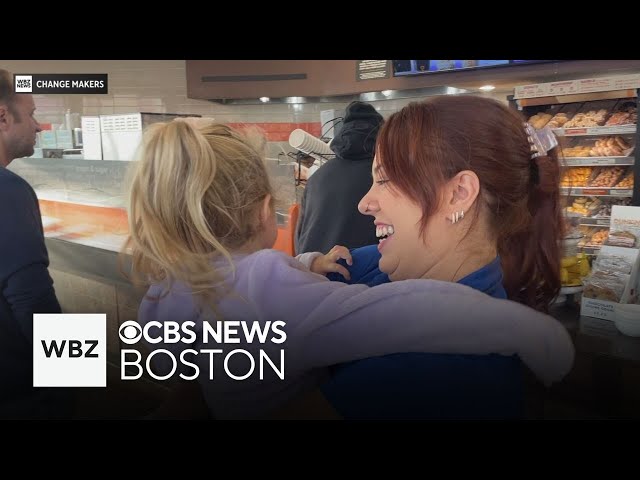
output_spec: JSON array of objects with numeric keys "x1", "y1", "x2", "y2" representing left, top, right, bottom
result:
[
  {"x1": 614, "y1": 303, "x2": 640, "y2": 336},
  {"x1": 288, "y1": 129, "x2": 333, "y2": 157}
]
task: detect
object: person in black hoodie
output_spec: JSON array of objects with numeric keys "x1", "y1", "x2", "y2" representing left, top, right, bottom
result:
[{"x1": 295, "y1": 101, "x2": 383, "y2": 254}]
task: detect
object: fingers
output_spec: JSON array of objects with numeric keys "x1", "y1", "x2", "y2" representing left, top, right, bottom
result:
[
  {"x1": 328, "y1": 246, "x2": 352, "y2": 266},
  {"x1": 328, "y1": 262, "x2": 351, "y2": 281}
]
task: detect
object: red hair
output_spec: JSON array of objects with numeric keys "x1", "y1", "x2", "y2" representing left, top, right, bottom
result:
[{"x1": 376, "y1": 96, "x2": 563, "y2": 313}]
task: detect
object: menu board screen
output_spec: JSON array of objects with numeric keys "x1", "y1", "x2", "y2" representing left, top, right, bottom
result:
[{"x1": 392, "y1": 60, "x2": 557, "y2": 77}]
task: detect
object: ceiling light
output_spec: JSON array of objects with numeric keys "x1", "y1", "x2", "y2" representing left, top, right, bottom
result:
[
  {"x1": 381, "y1": 90, "x2": 393, "y2": 97},
  {"x1": 446, "y1": 87, "x2": 467, "y2": 95},
  {"x1": 259, "y1": 96, "x2": 270, "y2": 103},
  {"x1": 479, "y1": 85, "x2": 495, "y2": 92}
]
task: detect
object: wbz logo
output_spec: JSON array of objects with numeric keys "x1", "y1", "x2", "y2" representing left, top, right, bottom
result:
[
  {"x1": 14, "y1": 75, "x2": 32, "y2": 92},
  {"x1": 33, "y1": 314, "x2": 106, "y2": 387},
  {"x1": 41, "y1": 339, "x2": 99, "y2": 358}
]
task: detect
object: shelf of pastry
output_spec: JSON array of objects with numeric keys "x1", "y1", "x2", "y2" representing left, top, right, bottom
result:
[
  {"x1": 560, "y1": 187, "x2": 634, "y2": 197},
  {"x1": 563, "y1": 157, "x2": 635, "y2": 167},
  {"x1": 553, "y1": 125, "x2": 636, "y2": 137}
]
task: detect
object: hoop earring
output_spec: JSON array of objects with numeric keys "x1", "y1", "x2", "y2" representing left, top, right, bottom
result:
[{"x1": 451, "y1": 210, "x2": 464, "y2": 224}]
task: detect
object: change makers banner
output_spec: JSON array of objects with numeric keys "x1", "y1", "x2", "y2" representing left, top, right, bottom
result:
[{"x1": 14, "y1": 74, "x2": 108, "y2": 94}]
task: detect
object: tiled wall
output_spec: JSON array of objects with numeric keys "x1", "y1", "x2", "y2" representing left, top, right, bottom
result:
[{"x1": 1, "y1": 60, "x2": 509, "y2": 149}]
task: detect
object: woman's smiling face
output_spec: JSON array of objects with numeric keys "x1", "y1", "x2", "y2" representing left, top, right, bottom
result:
[{"x1": 358, "y1": 156, "x2": 452, "y2": 281}]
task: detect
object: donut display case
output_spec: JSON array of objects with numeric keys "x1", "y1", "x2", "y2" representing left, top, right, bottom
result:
[
  {"x1": 512, "y1": 76, "x2": 640, "y2": 258},
  {"x1": 512, "y1": 75, "x2": 640, "y2": 305}
]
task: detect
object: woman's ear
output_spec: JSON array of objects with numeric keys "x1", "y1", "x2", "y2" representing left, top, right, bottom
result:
[{"x1": 448, "y1": 170, "x2": 480, "y2": 209}]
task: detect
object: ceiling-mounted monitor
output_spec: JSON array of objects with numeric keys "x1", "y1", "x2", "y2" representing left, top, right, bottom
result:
[{"x1": 392, "y1": 60, "x2": 558, "y2": 77}]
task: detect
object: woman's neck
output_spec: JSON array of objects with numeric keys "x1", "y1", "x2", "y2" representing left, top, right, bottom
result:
[{"x1": 421, "y1": 244, "x2": 498, "y2": 284}]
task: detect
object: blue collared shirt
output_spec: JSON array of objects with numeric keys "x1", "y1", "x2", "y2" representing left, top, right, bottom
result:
[{"x1": 322, "y1": 245, "x2": 522, "y2": 420}]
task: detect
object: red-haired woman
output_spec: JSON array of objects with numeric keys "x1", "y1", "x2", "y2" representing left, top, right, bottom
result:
[{"x1": 315, "y1": 95, "x2": 565, "y2": 419}]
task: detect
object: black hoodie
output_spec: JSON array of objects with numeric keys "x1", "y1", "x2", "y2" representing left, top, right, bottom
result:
[{"x1": 295, "y1": 101, "x2": 383, "y2": 254}]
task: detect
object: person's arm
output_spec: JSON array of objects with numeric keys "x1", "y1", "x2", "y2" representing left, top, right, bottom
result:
[
  {"x1": 249, "y1": 251, "x2": 574, "y2": 386},
  {"x1": 0, "y1": 179, "x2": 61, "y2": 340}
]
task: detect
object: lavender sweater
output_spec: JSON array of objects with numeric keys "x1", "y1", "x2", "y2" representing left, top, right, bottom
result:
[{"x1": 138, "y1": 249, "x2": 574, "y2": 419}]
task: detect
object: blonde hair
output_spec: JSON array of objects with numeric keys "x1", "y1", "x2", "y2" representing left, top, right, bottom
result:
[{"x1": 124, "y1": 119, "x2": 274, "y2": 313}]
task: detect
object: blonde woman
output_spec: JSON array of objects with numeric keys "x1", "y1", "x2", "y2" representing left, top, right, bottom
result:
[{"x1": 125, "y1": 119, "x2": 573, "y2": 420}]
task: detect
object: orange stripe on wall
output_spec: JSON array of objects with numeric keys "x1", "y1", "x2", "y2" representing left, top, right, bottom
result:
[{"x1": 227, "y1": 122, "x2": 321, "y2": 142}]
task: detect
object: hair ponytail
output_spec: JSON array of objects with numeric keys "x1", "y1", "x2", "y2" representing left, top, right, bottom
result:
[{"x1": 500, "y1": 151, "x2": 564, "y2": 313}]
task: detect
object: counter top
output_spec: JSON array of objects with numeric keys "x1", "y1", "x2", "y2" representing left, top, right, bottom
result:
[
  {"x1": 542, "y1": 303, "x2": 640, "y2": 418},
  {"x1": 552, "y1": 303, "x2": 640, "y2": 363}
]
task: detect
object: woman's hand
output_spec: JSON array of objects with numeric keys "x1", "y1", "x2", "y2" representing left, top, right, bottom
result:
[{"x1": 310, "y1": 245, "x2": 353, "y2": 280}]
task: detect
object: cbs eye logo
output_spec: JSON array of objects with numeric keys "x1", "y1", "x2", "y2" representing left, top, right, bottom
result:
[{"x1": 119, "y1": 320, "x2": 142, "y2": 345}]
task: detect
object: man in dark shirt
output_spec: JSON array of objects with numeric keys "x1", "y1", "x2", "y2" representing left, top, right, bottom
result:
[{"x1": 0, "y1": 68, "x2": 71, "y2": 418}]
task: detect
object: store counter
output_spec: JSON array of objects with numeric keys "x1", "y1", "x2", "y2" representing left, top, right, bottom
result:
[{"x1": 543, "y1": 304, "x2": 640, "y2": 418}]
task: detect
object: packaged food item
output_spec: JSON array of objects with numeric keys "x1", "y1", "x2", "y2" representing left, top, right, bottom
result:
[
  {"x1": 583, "y1": 268, "x2": 630, "y2": 302},
  {"x1": 593, "y1": 254, "x2": 634, "y2": 274},
  {"x1": 583, "y1": 250, "x2": 636, "y2": 301},
  {"x1": 607, "y1": 231, "x2": 637, "y2": 248}
]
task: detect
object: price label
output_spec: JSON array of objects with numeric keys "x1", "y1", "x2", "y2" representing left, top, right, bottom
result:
[
  {"x1": 581, "y1": 189, "x2": 607, "y2": 196},
  {"x1": 610, "y1": 189, "x2": 633, "y2": 196},
  {"x1": 564, "y1": 128, "x2": 588, "y2": 136},
  {"x1": 592, "y1": 158, "x2": 617, "y2": 165}
]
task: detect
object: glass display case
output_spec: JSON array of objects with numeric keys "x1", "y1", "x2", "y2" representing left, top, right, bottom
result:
[
  {"x1": 8, "y1": 156, "x2": 298, "y2": 255},
  {"x1": 9, "y1": 157, "x2": 130, "y2": 252},
  {"x1": 511, "y1": 75, "x2": 640, "y2": 305}
]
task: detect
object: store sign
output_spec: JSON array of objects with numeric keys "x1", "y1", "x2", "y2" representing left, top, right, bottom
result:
[
  {"x1": 14, "y1": 74, "x2": 108, "y2": 94},
  {"x1": 514, "y1": 74, "x2": 640, "y2": 99},
  {"x1": 356, "y1": 60, "x2": 391, "y2": 81}
]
